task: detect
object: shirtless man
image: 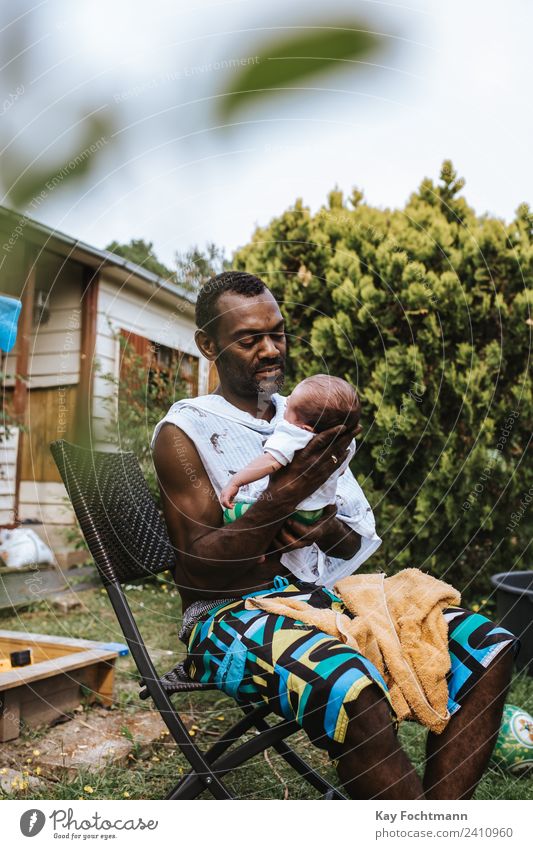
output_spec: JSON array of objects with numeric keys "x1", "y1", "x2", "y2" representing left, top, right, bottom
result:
[{"x1": 152, "y1": 270, "x2": 515, "y2": 800}]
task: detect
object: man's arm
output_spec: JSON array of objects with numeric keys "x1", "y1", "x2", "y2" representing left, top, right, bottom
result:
[
  {"x1": 153, "y1": 423, "x2": 284, "y2": 596},
  {"x1": 220, "y1": 452, "x2": 283, "y2": 508},
  {"x1": 273, "y1": 507, "x2": 361, "y2": 560},
  {"x1": 320, "y1": 517, "x2": 362, "y2": 558}
]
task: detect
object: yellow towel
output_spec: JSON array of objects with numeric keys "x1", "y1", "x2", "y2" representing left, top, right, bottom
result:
[{"x1": 245, "y1": 568, "x2": 460, "y2": 733}]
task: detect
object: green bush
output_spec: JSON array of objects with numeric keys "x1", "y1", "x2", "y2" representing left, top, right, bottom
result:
[{"x1": 233, "y1": 162, "x2": 533, "y2": 594}]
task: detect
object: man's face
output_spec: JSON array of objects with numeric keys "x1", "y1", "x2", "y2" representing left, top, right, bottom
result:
[{"x1": 211, "y1": 291, "x2": 286, "y2": 398}]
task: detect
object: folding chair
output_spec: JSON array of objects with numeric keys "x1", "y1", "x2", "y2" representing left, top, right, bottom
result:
[{"x1": 49, "y1": 439, "x2": 346, "y2": 800}]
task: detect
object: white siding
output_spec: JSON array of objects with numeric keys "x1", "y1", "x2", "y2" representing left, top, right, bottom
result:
[
  {"x1": 0, "y1": 428, "x2": 19, "y2": 525},
  {"x1": 0, "y1": 253, "x2": 200, "y2": 534},
  {"x1": 3, "y1": 254, "x2": 82, "y2": 389},
  {"x1": 17, "y1": 480, "x2": 77, "y2": 557},
  {"x1": 7, "y1": 257, "x2": 83, "y2": 531},
  {"x1": 18, "y1": 481, "x2": 75, "y2": 525},
  {"x1": 93, "y1": 277, "x2": 205, "y2": 447}
]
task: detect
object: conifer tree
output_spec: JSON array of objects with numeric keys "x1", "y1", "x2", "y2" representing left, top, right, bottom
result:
[{"x1": 234, "y1": 163, "x2": 532, "y2": 592}]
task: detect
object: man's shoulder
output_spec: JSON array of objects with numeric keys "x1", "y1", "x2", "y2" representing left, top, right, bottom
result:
[
  {"x1": 161, "y1": 395, "x2": 217, "y2": 422},
  {"x1": 152, "y1": 415, "x2": 211, "y2": 487},
  {"x1": 151, "y1": 397, "x2": 211, "y2": 452},
  {"x1": 154, "y1": 392, "x2": 289, "y2": 446}
]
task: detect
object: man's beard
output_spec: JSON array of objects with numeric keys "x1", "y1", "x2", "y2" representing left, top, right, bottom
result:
[
  {"x1": 215, "y1": 349, "x2": 286, "y2": 407},
  {"x1": 253, "y1": 369, "x2": 285, "y2": 396}
]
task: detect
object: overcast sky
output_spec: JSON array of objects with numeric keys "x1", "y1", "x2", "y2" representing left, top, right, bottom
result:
[{"x1": 2, "y1": 0, "x2": 532, "y2": 266}]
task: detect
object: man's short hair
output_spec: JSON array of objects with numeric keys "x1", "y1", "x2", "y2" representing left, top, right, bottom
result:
[{"x1": 195, "y1": 270, "x2": 268, "y2": 333}]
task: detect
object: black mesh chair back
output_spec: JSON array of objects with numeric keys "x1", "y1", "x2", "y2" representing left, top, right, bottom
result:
[
  {"x1": 49, "y1": 439, "x2": 176, "y2": 585},
  {"x1": 49, "y1": 438, "x2": 345, "y2": 800}
]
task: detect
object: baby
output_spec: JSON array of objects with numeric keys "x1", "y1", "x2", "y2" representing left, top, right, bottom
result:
[{"x1": 220, "y1": 374, "x2": 361, "y2": 529}]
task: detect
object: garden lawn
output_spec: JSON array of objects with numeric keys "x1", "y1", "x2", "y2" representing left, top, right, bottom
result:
[{"x1": 0, "y1": 580, "x2": 531, "y2": 801}]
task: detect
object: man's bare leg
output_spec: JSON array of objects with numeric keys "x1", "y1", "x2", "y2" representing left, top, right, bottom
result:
[
  {"x1": 336, "y1": 684, "x2": 424, "y2": 799},
  {"x1": 423, "y1": 646, "x2": 514, "y2": 799}
]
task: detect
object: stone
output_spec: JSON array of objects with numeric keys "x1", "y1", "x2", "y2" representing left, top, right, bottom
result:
[
  {"x1": 35, "y1": 707, "x2": 170, "y2": 777},
  {"x1": 49, "y1": 593, "x2": 82, "y2": 613},
  {"x1": 0, "y1": 767, "x2": 43, "y2": 794}
]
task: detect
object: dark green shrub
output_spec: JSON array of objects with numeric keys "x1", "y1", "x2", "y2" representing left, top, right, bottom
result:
[{"x1": 234, "y1": 162, "x2": 533, "y2": 594}]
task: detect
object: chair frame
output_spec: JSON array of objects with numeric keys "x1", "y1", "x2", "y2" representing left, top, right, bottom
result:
[{"x1": 50, "y1": 439, "x2": 346, "y2": 800}]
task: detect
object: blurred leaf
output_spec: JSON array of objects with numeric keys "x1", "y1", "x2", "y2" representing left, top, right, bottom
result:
[
  {"x1": 4, "y1": 113, "x2": 113, "y2": 208},
  {"x1": 218, "y1": 22, "x2": 382, "y2": 121}
]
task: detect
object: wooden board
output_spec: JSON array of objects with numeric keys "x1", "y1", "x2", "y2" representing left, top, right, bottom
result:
[
  {"x1": 19, "y1": 385, "x2": 79, "y2": 483},
  {"x1": 0, "y1": 630, "x2": 118, "y2": 741}
]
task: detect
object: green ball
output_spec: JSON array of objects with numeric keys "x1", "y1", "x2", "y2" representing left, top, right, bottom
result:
[{"x1": 491, "y1": 704, "x2": 533, "y2": 776}]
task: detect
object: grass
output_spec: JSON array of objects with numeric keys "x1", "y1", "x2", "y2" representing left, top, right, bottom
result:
[{"x1": 0, "y1": 580, "x2": 531, "y2": 801}]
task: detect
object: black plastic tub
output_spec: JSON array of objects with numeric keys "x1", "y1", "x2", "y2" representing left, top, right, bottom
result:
[{"x1": 490, "y1": 571, "x2": 533, "y2": 675}]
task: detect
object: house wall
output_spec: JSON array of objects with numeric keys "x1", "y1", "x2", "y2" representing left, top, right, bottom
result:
[
  {"x1": 0, "y1": 247, "x2": 202, "y2": 545},
  {"x1": 92, "y1": 276, "x2": 206, "y2": 447},
  {"x1": 0, "y1": 429, "x2": 19, "y2": 525},
  {"x1": 1, "y1": 251, "x2": 83, "y2": 530},
  {"x1": 2, "y1": 252, "x2": 83, "y2": 389}
]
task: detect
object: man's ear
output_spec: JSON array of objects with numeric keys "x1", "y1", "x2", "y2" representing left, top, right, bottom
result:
[{"x1": 195, "y1": 329, "x2": 217, "y2": 361}]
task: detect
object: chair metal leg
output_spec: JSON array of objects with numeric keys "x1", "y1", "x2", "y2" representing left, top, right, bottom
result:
[
  {"x1": 165, "y1": 772, "x2": 213, "y2": 800},
  {"x1": 106, "y1": 584, "x2": 235, "y2": 799},
  {"x1": 195, "y1": 702, "x2": 272, "y2": 762},
  {"x1": 163, "y1": 704, "x2": 287, "y2": 799},
  {"x1": 241, "y1": 704, "x2": 347, "y2": 799},
  {"x1": 163, "y1": 698, "x2": 347, "y2": 800},
  {"x1": 166, "y1": 713, "x2": 303, "y2": 799}
]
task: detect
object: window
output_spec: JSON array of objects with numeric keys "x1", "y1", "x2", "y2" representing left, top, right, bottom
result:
[
  {"x1": 149, "y1": 342, "x2": 199, "y2": 398},
  {"x1": 119, "y1": 330, "x2": 199, "y2": 399}
]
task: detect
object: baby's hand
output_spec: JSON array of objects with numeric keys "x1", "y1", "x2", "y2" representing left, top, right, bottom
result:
[{"x1": 220, "y1": 481, "x2": 239, "y2": 509}]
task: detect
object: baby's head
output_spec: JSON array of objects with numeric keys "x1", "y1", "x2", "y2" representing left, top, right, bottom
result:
[{"x1": 285, "y1": 374, "x2": 361, "y2": 433}]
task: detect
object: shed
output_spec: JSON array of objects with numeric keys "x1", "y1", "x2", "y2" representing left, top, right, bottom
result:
[{"x1": 0, "y1": 205, "x2": 212, "y2": 563}]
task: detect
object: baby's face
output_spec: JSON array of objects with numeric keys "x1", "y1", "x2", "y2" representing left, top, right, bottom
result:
[
  {"x1": 284, "y1": 387, "x2": 314, "y2": 431},
  {"x1": 284, "y1": 396, "x2": 300, "y2": 425}
]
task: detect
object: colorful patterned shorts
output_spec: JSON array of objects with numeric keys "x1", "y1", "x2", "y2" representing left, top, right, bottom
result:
[{"x1": 184, "y1": 576, "x2": 517, "y2": 758}]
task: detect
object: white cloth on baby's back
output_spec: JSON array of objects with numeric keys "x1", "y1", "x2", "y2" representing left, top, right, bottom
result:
[
  {"x1": 150, "y1": 393, "x2": 381, "y2": 587},
  {"x1": 263, "y1": 418, "x2": 355, "y2": 510}
]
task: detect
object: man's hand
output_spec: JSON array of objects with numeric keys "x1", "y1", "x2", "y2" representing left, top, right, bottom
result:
[
  {"x1": 271, "y1": 501, "x2": 362, "y2": 561},
  {"x1": 269, "y1": 422, "x2": 360, "y2": 507},
  {"x1": 271, "y1": 504, "x2": 339, "y2": 553}
]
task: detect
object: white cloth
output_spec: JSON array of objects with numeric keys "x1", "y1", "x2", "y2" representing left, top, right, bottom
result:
[
  {"x1": 263, "y1": 418, "x2": 355, "y2": 510},
  {"x1": 150, "y1": 393, "x2": 381, "y2": 587}
]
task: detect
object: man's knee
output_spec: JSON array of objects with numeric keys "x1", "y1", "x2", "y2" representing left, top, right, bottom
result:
[
  {"x1": 496, "y1": 643, "x2": 515, "y2": 674},
  {"x1": 341, "y1": 683, "x2": 397, "y2": 752},
  {"x1": 477, "y1": 644, "x2": 515, "y2": 693}
]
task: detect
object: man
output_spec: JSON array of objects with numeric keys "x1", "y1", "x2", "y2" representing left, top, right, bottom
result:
[{"x1": 152, "y1": 271, "x2": 516, "y2": 800}]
